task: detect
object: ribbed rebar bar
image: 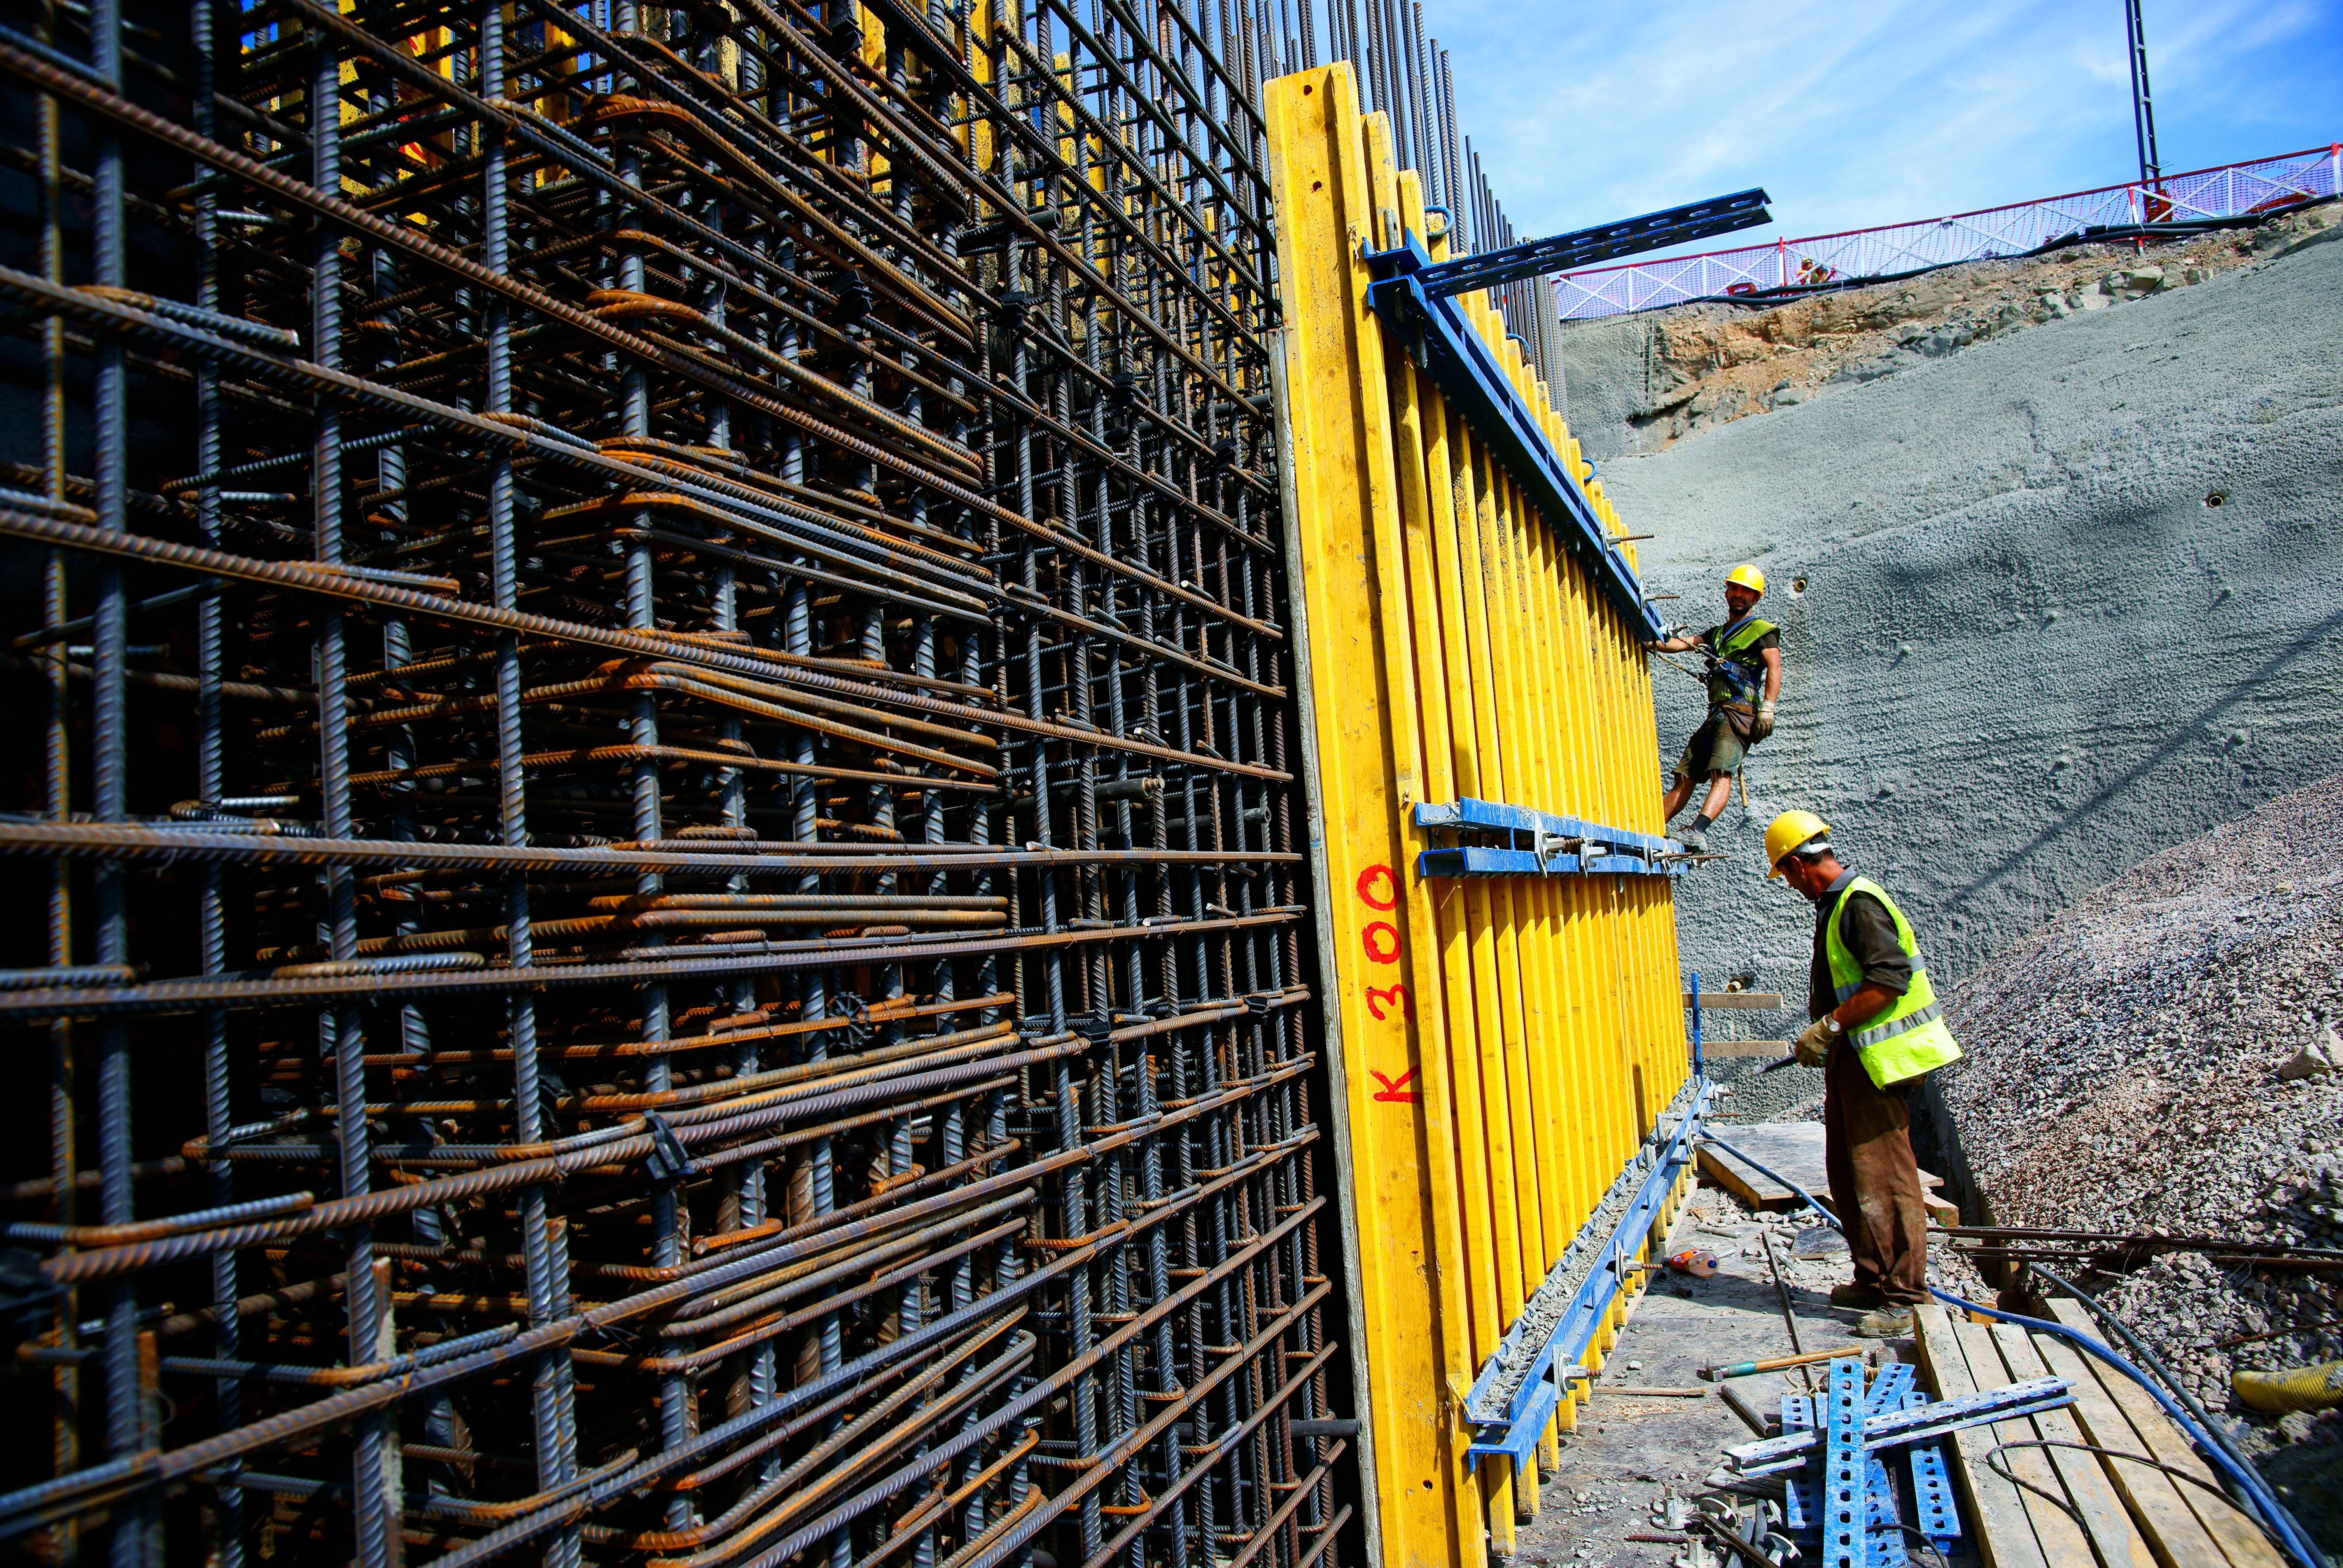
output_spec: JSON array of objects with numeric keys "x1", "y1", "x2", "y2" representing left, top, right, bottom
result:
[{"x1": 0, "y1": 0, "x2": 1378, "y2": 1564}]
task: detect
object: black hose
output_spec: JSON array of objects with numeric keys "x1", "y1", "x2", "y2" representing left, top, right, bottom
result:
[{"x1": 1982, "y1": 1438, "x2": 2250, "y2": 1506}]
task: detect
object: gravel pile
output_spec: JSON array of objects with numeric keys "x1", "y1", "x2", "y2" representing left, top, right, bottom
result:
[{"x1": 1935, "y1": 776, "x2": 2343, "y2": 1529}]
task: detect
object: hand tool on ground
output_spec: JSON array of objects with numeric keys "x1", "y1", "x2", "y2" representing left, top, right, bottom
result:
[{"x1": 1701, "y1": 1346, "x2": 1872, "y2": 1381}]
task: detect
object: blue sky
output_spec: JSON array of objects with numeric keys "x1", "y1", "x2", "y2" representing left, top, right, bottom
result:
[{"x1": 1416, "y1": 0, "x2": 2342, "y2": 249}]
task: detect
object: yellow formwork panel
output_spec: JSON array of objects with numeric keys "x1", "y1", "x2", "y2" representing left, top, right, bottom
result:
[
  {"x1": 1264, "y1": 63, "x2": 1692, "y2": 1568},
  {"x1": 1263, "y1": 64, "x2": 1479, "y2": 1568}
]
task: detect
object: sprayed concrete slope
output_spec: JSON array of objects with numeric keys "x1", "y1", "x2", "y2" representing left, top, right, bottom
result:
[{"x1": 1563, "y1": 223, "x2": 2343, "y2": 1067}]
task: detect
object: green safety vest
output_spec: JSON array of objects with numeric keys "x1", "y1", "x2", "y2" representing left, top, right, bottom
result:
[
  {"x1": 1704, "y1": 616, "x2": 1775, "y2": 709},
  {"x1": 1823, "y1": 875, "x2": 1963, "y2": 1089}
]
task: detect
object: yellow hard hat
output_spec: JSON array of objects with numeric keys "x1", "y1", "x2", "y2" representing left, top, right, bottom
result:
[
  {"x1": 1725, "y1": 564, "x2": 1766, "y2": 594},
  {"x1": 1764, "y1": 809, "x2": 1831, "y2": 878}
]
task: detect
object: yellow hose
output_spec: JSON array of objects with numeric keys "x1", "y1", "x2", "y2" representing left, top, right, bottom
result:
[{"x1": 2232, "y1": 1360, "x2": 2343, "y2": 1414}]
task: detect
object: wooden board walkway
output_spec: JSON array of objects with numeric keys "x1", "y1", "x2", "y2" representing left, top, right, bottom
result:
[
  {"x1": 1697, "y1": 1120, "x2": 1959, "y2": 1225},
  {"x1": 1911, "y1": 1302, "x2": 2288, "y2": 1568}
]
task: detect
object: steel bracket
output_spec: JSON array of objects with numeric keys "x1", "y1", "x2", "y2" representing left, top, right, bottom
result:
[
  {"x1": 1402, "y1": 189, "x2": 1772, "y2": 300},
  {"x1": 1727, "y1": 1377, "x2": 2075, "y2": 1475},
  {"x1": 1824, "y1": 1356, "x2": 1867, "y2": 1568},
  {"x1": 1902, "y1": 1389, "x2": 1962, "y2": 1550},
  {"x1": 1415, "y1": 797, "x2": 1684, "y2": 878},
  {"x1": 1461, "y1": 1078, "x2": 1713, "y2": 1469}
]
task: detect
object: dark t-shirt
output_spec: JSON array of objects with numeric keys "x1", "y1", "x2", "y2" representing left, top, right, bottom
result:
[
  {"x1": 1808, "y1": 870, "x2": 1914, "y2": 1021},
  {"x1": 1700, "y1": 620, "x2": 1779, "y2": 707}
]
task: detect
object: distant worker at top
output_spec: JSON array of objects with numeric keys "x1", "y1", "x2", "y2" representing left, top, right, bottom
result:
[
  {"x1": 1648, "y1": 564, "x2": 1781, "y2": 850},
  {"x1": 1766, "y1": 810, "x2": 1963, "y2": 1339}
]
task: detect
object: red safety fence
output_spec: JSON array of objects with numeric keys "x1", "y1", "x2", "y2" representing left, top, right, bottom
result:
[{"x1": 1555, "y1": 143, "x2": 2343, "y2": 320}]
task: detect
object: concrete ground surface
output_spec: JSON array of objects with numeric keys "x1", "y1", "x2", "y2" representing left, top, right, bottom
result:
[{"x1": 1507, "y1": 1181, "x2": 1962, "y2": 1567}]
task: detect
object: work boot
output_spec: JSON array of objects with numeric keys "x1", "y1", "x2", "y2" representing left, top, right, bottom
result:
[
  {"x1": 1854, "y1": 1306, "x2": 1916, "y2": 1339},
  {"x1": 1828, "y1": 1283, "x2": 1885, "y2": 1309},
  {"x1": 1678, "y1": 815, "x2": 1715, "y2": 852}
]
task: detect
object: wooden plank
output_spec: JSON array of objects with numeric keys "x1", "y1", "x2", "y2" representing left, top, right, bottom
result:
[
  {"x1": 1695, "y1": 1146, "x2": 1792, "y2": 1210},
  {"x1": 1913, "y1": 1303, "x2": 2051, "y2": 1568},
  {"x1": 1685, "y1": 992, "x2": 1787, "y2": 1010},
  {"x1": 1958, "y1": 1317, "x2": 2098, "y2": 1568},
  {"x1": 1697, "y1": 1121, "x2": 1947, "y2": 1213},
  {"x1": 2032, "y1": 1330, "x2": 2228, "y2": 1568},
  {"x1": 1699, "y1": 1038, "x2": 1792, "y2": 1058},
  {"x1": 2047, "y1": 1304, "x2": 2289, "y2": 1568},
  {"x1": 1993, "y1": 1322, "x2": 2156, "y2": 1568}
]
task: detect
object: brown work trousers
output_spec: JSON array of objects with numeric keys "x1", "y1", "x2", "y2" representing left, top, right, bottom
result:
[{"x1": 1823, "y1": 1041, "x2": 1931, "y2": 1305}]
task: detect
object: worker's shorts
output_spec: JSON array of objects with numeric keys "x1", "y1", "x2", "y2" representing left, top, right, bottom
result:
[{"x1": 1673, "y1": 708, "x2": 1748, "y2": 783}]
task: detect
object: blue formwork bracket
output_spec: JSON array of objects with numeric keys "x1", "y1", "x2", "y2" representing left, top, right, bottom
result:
[
  {"x1": 1866, "y1": 1452, "x2": 1906, "y2": 1567},
  {"x1": 1726, "y1": 1377, "x2": 2074, "y2": 1476},
  {"x1": 1414, "y1": 798, "x2": 1686, "y2": 879},
  {"x1": 1782, "y1": 1395, "x2": 1818, "y2": 1535},
  {"x1": 1825, "y1": 1357, "x2": 1868, "y2": 1568},
  {"x1": 1790, "y1": 1371, "x2": 1962, "y2": 1562},
  {"x1": 1460, "y1": 1078, "x2": 1713, "y2": 1471},
  {"x1": 1361, "y1": 236, "x2": 1668, "y2": 642},
  {"x1": 1864, "y1": 1363, "x2": 1916, "y2": 1416},
  {"x1": 1902, "y1": 1389, "x2": 1963, "y2": 1552}
]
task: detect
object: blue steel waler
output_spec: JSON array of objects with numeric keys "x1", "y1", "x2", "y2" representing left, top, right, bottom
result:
[
  {"x1": 1413, "y1": 798, "x2": 1685, "y2": 879},
  {"x1": 1360, "y1": 188, "x2": 1772, "y2": 644},
  {"x1": 1783, "y1": 1360, "x2": 1965, "y2": 1568},
  {"x1": 1456, "y1": 1079, "x2": 1715, "y2": 1470}
]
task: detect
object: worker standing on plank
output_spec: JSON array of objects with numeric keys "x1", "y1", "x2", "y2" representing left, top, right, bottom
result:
[
  {"x1": 1766, "y1": 810, "x2": 1963, "y2": 1338},
  {"x1": 1650, "y1": 564, "x2": 1781, "y2": 850}
]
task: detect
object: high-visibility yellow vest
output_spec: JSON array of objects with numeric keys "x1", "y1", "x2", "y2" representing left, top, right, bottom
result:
[
  {"x1": 1823, "y1": 875, "x2": 1963, "y2": 1088},
  {"x1": 1704, "y1": 616, "x2": 1775, "y2": 708}
]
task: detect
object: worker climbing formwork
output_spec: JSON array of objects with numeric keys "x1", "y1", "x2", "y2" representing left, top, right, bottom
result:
[{"x1": 1652, "y1": 564, "x2": 1783, "y2": 848}]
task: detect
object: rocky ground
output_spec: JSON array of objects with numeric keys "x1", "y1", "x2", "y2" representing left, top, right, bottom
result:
[
  {"x1": 1937, "y1": 775, "x2": 2343, "y2": 1547},
  {"x1": 1587, "y1": 204, "x2": 2337, "y2": 453}
]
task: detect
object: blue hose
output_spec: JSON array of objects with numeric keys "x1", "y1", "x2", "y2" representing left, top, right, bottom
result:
[{"x1": 1697, "y1": 1129, "x2": 2328, "y2": 1568}]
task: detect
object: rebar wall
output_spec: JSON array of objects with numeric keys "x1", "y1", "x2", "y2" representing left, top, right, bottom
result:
[{"x1": 0, "y1": 1, "x2": 1353, "y2": 1564}]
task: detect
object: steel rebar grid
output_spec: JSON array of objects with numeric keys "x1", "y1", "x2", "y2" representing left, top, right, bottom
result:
[{"x1": 0, "y1": 2, "x2": 1349, "y2": 1566}]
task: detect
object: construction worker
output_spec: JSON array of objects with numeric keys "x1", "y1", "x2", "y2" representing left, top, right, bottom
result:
[
  {"x1": 1765, "y1": 810, "x2": 1963, "y2": 1338},
  {"x1": 1650, "y1": 564, "x2": 1780, "y2": 850}
]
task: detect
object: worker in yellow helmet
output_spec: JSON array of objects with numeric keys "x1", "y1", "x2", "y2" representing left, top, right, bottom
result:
[
  {"x1": 1648, "y1": 564, "x2": 1781, "y2": 850},
  {"x1": 1765, "y1": 810, "x2": 1963, "y2": 1338}
]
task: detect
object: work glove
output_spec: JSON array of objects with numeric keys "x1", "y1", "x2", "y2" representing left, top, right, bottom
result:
[
  {"x1": 1792, "y1": 1015, "x2": 1838, "y2": 1068},
  {"x1": 1752, "y1": 701, "x2": 1776, "y2": 743}
]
